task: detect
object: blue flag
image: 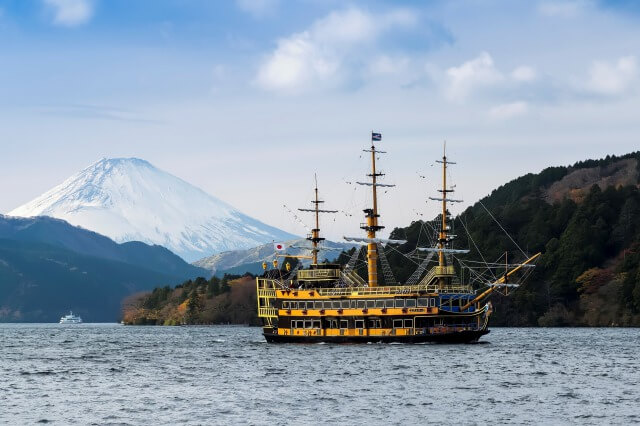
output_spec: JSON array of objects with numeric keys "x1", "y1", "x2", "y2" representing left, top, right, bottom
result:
[{"x1": 372, "y1": 132, "x2": 382, "y2": 141}]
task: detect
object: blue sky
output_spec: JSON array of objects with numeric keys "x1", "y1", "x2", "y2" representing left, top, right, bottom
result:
[{"x1": 1, "y1": 0, "x2": 639, "y2": 239}]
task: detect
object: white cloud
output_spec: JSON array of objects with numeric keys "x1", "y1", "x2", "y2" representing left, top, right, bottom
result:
[
  {"x1": 511, "y1": 66, "x2": 537, "y2": 82},
  {"x1": 585, "y1": 56, "x2": 638, "y2": 96},
  {"x1": 489, "y1": 101, "x2": 529, "y2": 120},
  {"x1": 255, "y1": 7, "x2": 417, "y2": 93},
  {"x1": 445, "y1": 52, "x2": 504, "y2": 101},
  {"x1": 44, "y1": 0, "x2": 94, "y2": 27},
  {"x1": 443, "y1": 53, "x2": 538, "y2": 102},
  {"x1": 538, "y1": 1, "x2": 588, "y2": 18},
  {"x1": 236, "y1": 0, "x2": 279, "y2": 18}
]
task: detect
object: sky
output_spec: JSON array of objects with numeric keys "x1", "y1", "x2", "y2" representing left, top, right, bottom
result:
[{"x1": 1, "y1": 0, "x2": 639, "y2": 241}]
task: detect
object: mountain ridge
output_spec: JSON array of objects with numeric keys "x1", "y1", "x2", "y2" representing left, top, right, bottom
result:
[
  {"x1": 9, "y1": 158, "x2": 297, "y2": 262},
  {"x1": 0, "y1": 214, "x2": 209, "y2": 322}
]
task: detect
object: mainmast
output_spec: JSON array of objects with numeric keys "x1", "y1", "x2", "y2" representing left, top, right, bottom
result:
[
  {"x1": 344, "y1": 132, "x2": 403, "y2": 286},
  {"x1": 361, "y1": 132, "x2": 386, "y2": 287},
  {"x1": 298, "y1": 175, "x2": 337, "y2": 265}
]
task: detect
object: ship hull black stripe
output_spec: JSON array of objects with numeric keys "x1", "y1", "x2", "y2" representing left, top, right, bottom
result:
[{"x1": 262, "y1": 330, "x2": 489, "y2": 344}]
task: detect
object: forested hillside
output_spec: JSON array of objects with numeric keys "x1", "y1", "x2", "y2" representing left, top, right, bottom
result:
[
  {"x1": 386, "y1": 152, "x2": 640, "y2": 326},
  {"x1": 121, "y1": 275, "x2": 258, "y2": 325}
]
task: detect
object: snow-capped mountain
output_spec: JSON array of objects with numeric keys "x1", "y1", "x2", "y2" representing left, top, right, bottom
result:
[{"x1": 8, "y1": 158, "x2": 297, "y2": 262}]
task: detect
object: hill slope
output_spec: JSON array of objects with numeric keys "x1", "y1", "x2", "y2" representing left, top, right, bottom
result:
[
  {"x1": 193, "y1": 238, "x2": 354, "y2": 276},
  {"x1": 0, "y1": 215, "x2": 209, "y2": 322},
  {"x1": 388, "y1": 152, "x2": 640, "y2": 326},
  {"x1": 8, "y1": 158, "x2": 296, "y2": 262}
]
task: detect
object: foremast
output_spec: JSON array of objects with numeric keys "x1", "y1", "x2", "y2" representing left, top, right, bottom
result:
[{"x1": 298, "y1": 175, "x2": 337, "y2": 265}]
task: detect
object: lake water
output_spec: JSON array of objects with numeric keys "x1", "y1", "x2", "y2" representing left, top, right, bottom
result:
[{"x1": 1, "y1": 324, "x2": 639, "y2": 425}]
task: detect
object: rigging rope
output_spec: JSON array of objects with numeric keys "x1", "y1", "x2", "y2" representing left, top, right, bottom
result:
[
  {"x1": 377, "y1": 243, "x2": 397, "y2": 286},
  {"x1": 343, "y1": 245, "x2": 363, "y2": 274},
  {"x1": 459, "y1": 214, "x2": 497, "y2": 281},
  {"x1": 405, "y1": 251, "x2": 435, "y2": 286},
  {"x1": 478, "y1": 200, "x2": 528, "y2": 258}
]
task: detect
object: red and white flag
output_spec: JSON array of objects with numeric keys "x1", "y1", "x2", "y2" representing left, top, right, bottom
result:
[{"x1": 274, "y1": 242, "x2": 285, "y2": 251}]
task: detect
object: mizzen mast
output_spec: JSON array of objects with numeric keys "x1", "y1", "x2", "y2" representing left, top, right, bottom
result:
[{"x1": 423, "y1": 142, "x2": 465, "y2": 287}]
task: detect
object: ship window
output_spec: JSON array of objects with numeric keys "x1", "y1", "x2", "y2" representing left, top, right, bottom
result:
[
  {"x1": 406, "y1": 299, "x2": 416, "y2": 308},
  {"x1": 307, "y1": 301, "x2": 315, "y2": 309},
  {"x1": 324, "y1": 301, "x2": 332, "y2": 309},
  {"x1": 313, "y1": 320, "x2": 321, "y2": 328},
  {"x1": 314, "y1": 301, "x2": 322, "y2": 309},
  {"x1": 282, "y1": 301, "x2": 289, "y2": 309},
  {"x1": 340, "y1": 320, "x2": 348, "y2": 329},
  {"x1": 368, "y1": 319, "x2": 381, "y2": 328},
  {"x1": 350, "y1": 300, "x2": 357, "y2": 309},
  {"x1": 366, "y1": 300, "x2": 375, "y2": 308},
  {"x1": 375, "y1": 300, "x2": 385, "y2": 308},
  {"x1": 393, "y1": 319, "x2": 403, "y2": 329},
  {"x1": 357, "y1": 300, "x2": 366, "y2": 309},
  {"x1": 404, "y1": 319, "x2": 413, "y2": 328},
  {"x1": 385, "y1": 299, "x2": 395, "y2": 308},
  {"x1": 327, "y1": 319, "x2": 338, "y2": 328},
  {"x1": 341, "y1": 300, "x2": 350, "y2": 309},
  {"x1": 430, "y1": 298, "x2": 436, "y2": 307},
  {"x1": 417, "y1": 298, "x2": 428, "y2": 307},
  {"x1": 355, "y1": 320, "x2": 365, "y2": 329},
  {"x1": 395, "y1": 299, "x2": 405, "y2": 308},
  {"x1": 304, "y1": 320, "x2": 312, "y2": 329},
  {"x1": 332, "y1": 301, "x2": 341, "y2": 309},
  {"x1": 290, "y1": 302, "x2": 297, "y2": 309}
]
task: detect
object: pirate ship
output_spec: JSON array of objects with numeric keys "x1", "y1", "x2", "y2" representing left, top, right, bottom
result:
[{"x1": 257, "y1": 134, "x2": 540, "y2": 343}]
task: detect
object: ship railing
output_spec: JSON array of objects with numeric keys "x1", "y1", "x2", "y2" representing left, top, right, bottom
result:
[
  {"x1": 258, "y1": 307, "x2": 277, "y2": 317},
  {"x1": 257, "y1": 288, "x2": 277, "y2": 298},
  {"x1": 317, "y1": 284, "x2": 439, "y2": 296},
  {"x1": 297, "y1": 269, "x2": 342, "y2": 280}
]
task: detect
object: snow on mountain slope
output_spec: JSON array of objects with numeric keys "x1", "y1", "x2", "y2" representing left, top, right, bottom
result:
[{"x1": 8, "y1": 158, "x2": 297, "y2": 262}]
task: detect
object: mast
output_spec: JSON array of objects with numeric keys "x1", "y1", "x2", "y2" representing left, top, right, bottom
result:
[
  {"x1": 427, "y1": 142, "x2": 464, "y2": 286},
  {"x1": 298, "y1": 174, "x2": 337, "y2": 265},
  {"x1": 439, "y1": 143, "x2": 448, "y2": 267},
  {"x1": 361, "y1": 132, "x2": 385, "y2": 287}
]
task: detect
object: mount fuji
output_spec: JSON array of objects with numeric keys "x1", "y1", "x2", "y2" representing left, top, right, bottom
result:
[{"x1": 8, "y1": 158, "x2": 297, "y2": 262}]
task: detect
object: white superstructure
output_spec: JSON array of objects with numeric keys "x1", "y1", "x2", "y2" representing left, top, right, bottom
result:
[{"x1": 59, "y1": 311, "x2": 82, "y2": 324}]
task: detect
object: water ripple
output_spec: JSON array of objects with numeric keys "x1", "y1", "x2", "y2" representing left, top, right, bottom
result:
[{"x1": 1, "y1": 324, "x2": 639, "y2": 425}]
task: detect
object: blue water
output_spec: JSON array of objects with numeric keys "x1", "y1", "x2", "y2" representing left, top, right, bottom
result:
[{"x1": 1, "y1": 325, "x2": 639, "y2": 425}]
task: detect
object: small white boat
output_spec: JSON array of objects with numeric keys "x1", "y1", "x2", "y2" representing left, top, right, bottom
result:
[{"x1": 59, "y1": 311, "x2": 82, "y2": 324}]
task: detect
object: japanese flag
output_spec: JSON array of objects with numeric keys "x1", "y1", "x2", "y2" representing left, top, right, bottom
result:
[{"x1": 274, "y1": 242, "x2": 286, "y2": 251}]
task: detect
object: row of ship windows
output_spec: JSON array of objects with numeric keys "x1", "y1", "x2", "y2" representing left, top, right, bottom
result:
[
  {"x1": 291, "y1": 319, "x2": 413, "y2": 329},
  {"x1": 282, "y1": 298, "x2": 437, "y2": 310}
]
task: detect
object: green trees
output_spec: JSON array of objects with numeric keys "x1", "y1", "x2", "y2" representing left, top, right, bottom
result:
[{"x1": 380, "y1": 156, "x2": 640, "y2": 326}]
